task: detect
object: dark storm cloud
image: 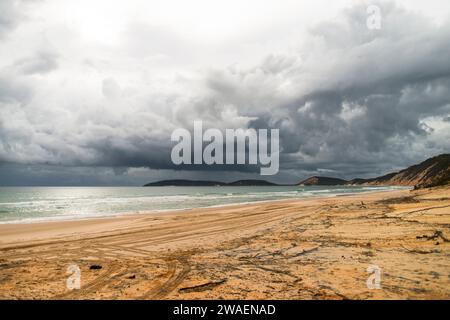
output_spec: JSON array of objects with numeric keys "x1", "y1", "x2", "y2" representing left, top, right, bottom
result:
[
  {"x1": 1, "y1": 1, "x2": 450, "y2": 185},
  {"x1": 210, "y1": 2, "x2": 450, "y2": 177}
]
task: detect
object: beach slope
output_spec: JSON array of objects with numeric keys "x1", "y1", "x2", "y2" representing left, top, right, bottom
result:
[{"x1": 0, "y1": 186, "x2": 449, "y2": 299}]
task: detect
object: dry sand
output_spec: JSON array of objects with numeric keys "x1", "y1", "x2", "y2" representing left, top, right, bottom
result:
[{"x1": 0, "y1": 186, "x2": 449, "y2": 300}]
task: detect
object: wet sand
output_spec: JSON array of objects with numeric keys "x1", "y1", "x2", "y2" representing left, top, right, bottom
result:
[{"x1": 0, "y1": 186, "x2": 449, "y2": 299}]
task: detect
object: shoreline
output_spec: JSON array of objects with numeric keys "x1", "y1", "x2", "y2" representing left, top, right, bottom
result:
[
  {"x1": 0, "y1": 186, "x2": 407, "y2": 226},
  {"x1": 0, "y1": 186, "x2": 448, "y2": 299},
  {"x1": 0, "y1": 188, "x2": 406, "y2": 247}
]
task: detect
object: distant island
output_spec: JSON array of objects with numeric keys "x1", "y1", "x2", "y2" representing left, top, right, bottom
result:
[
  {"x1": 298, "y1": 176, "x2": 347, "y2": 186},
  {"x1": 145, "y1": 154, "x2": 450, "y2": 189},
  {"x1": 144, "y1": 179, "x2": 282, "y2": 187}
]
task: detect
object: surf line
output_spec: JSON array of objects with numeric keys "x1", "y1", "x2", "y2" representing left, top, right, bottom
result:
[{"x1": 171, "y1": 120, "x2": 279, "y2": 175}]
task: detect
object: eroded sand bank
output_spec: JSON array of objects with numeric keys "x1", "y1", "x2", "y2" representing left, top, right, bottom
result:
[{"x1": 0, "y1": 187, "x2": 449, "y2": 299}]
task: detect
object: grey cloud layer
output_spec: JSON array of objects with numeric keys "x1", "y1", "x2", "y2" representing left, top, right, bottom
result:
[
  {"x1": 14, "y1": 51, "x2": 59, "y2": 75},
  {"x1": 0, "y1": 1, "x2": 449, "y2": 183},
  {"x1": 0, "y1": 0, "x2": 22, "y2": 39}
]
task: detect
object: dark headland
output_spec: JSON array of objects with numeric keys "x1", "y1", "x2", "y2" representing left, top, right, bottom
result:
[{"x1": 144, "y1": 154, "x2": 449, "y2": 189}]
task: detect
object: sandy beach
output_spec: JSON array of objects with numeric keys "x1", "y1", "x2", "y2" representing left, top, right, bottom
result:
[{"x1": 0, "y1": 186, "x2": 449, "y2": 300}]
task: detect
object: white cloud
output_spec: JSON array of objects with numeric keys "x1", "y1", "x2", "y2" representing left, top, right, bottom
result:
[{"x1": 0, "y1": 0, "x2": 449, "y2": 184}]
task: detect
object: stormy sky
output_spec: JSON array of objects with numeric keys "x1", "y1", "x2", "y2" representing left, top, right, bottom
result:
[{"x1": 0, "y1": 0, "x2": 449, "y2": 186}]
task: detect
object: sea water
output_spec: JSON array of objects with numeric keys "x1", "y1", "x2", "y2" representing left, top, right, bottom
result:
[{"x1": 0, "y1": 185, "x2": 406, "y2": 223}]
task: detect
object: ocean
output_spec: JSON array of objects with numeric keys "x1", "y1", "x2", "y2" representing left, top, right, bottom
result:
[{"x1": 0, "y1": 185, "x2": 406, "y2": 224}]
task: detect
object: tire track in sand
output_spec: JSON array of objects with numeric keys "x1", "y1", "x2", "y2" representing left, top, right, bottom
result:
[
  {"x1": 139, "y1": 257, "x2": 191, "y2": 299},
  {"x1": 54, "y1": 263, "x2": 124, "y2": 299}
]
